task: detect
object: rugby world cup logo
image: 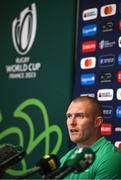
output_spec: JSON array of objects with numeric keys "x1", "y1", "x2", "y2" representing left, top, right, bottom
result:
[{"x1": 12, "y1": 3, "x2": 37, "y2": 55}]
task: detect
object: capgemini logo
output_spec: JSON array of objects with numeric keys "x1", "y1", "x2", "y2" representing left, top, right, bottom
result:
[{"x1": 12, "y1": 3, "x2": 37, "y2": 55}]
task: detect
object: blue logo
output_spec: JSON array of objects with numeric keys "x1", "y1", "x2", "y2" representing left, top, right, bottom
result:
[
  {"x1": 116, "y1": 106, "x2": 121, "y2": 118},
  {"x1": 118, "y1": 53, "x2": 121, "y2": 65},
  {"x1": 82, "y1": 24, "x2": 97, "y2": 37},
  {"x1": 102, "y1": 106, "x2": 113, "y2": 118},
  {"x1": 80, "y1": 73, "x2": 95, "y2": 85},
  {"x1": 98, "y1": 54, "x2": 115, "y2": 67}
]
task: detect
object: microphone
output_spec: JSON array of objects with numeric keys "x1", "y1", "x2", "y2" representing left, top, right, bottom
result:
[
  {"x1": 45, "y1": 147, "x2": 95, "y2": 179},
  {"x1": 0, "y1": 144, "x2": 25, "y2": 176},
  {"x1": 14, "y1": 154, "x2": 60, "y2": 179}
]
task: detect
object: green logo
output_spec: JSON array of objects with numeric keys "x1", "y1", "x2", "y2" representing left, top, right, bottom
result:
[{"x1": 0, "y1": 98, "x2": 62, "y2": 176}]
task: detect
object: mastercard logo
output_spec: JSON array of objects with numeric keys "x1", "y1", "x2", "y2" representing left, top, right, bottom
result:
[
  {"x1": 80, "y1": 57, "x2": 96, "y2": 69},
  {"x1": 104, "y1": 6, "x2": 113, "y2": 14},
  {"x1": 85, "y1": 59, "x2": 92, "y2": 66},
  {"x1": 101, "y1": 4, "x2": 116, "y2": 17}
]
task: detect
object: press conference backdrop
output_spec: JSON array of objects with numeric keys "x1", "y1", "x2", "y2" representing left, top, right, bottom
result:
[
  {"x1": 0, "y1": 0, "x2": 76, "y2": 178},
  {"x1": 74, "y1": 0, "x2": 121, "y2": 149}
]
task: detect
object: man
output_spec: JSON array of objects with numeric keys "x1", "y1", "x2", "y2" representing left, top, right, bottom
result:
[{"x1": 60, "y1": 96, "x2": 121, "y2": 179}]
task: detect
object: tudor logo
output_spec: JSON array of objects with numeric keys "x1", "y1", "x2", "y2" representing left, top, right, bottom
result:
[{"x1": 12, "y1": 3, "x2": 37, "y2": 55}]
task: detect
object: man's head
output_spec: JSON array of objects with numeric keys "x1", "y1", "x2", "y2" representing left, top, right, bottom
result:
[{"x1": 66, "y1": 96, "x2": 103, "y2": 147}]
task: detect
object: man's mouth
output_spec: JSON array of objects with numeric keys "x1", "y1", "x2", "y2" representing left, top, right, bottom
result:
[{"x1": 70, "y1": 129, "x2": 79, "y2": 133}]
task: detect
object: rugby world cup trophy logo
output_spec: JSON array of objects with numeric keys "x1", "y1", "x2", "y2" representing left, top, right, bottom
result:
[{"x1": 12, "y1": 3, "x2": 37, "y2": 55}]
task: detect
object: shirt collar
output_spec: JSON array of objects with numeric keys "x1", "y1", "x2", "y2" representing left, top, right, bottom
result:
[{"x1": 90, "y1": 136, "x2": 107, "y2": 152}]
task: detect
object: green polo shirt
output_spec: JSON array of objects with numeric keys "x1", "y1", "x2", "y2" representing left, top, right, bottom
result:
[{"x1": 60, "y1": 137, "x2": 121, "y2": 179}]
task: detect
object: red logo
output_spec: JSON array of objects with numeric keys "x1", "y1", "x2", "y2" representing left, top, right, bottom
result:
[
  {"x1": 101, "y1": 123, "x2": 112, "y2": 135},
  {"x1": 82, "y1": 40, "x2": 96, "y2": 53},
  {"x1": 115, "y1": 141, "x2": 121, "y2": 150},
  {"x1": 117, "y1": 71, "x2": 121, "y2": 82}
]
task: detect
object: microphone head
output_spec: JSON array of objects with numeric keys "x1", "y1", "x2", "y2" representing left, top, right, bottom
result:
[
  {"x1": 36, "y1": 154, "x2": 60, "y2": 175},
  {"x1": 65, "y1": 147, "x2": 95, "y2": 172},
  {"x1": 0, "y1": 144, "x2": 25, "y2": 173}
]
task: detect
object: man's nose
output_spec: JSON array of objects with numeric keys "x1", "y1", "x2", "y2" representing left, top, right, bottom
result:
[{"x1": 70, "y1": 116, "x2": 77, "y2": 126}]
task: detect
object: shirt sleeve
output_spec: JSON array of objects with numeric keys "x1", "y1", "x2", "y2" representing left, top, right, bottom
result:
[{"x1": 94, "y1": 150, "x2": 121, "y2": 180}]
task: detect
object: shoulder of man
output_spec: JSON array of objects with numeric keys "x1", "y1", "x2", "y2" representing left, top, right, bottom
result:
[{"x1": 60, "y1": 146, "x2": 77, "y2": 166}]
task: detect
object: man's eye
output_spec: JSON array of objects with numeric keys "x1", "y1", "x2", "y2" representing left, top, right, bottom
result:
[
  {"x1": 76, "y1": 113, "x2": 85, "y2": 118},
  {"x1": 66, "y1": 113, "x2": 85, "y2": 119},
  {"x1": 66, "y1": 114, "x2": 71, "y2": 118}
]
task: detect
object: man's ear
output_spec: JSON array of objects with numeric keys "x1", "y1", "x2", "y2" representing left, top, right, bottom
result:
[{"x1": 95, "y1": 116, "x2": 103, "y2": 127}]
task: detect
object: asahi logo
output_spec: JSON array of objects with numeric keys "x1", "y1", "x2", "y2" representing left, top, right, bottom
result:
[{"x1": 12, "y1": 3, "x2": 37, "y2": 55}]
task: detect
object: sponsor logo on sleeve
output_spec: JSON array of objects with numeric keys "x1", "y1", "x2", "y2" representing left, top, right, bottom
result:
[
  {"x1": 82, "y1": 8, "x2": 98, "y2": 21},
  {"x1": 80, "y1": 57, "x2": 96, "y2": 69},
  {"x1": 101, "y1": 123, "x2": 112, "y2": 135},
  {"x1": 97, "y1": 89, "x2": 114, "y2": 101},
  {"x1": 80, "y1": 73, "x2": 95, "y2": 86},
  {"x1": 82, "y1": 24, "x2": 97, "y2": 37},
  {"x1": 100, "y1": 4, "x2": 116, "y2": 17},
  {"x1": 82, "y1": 40, "x2": 96, "y2": 53}
]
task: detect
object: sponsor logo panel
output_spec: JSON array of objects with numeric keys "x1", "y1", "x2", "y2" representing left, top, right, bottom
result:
[
  {"x1": 98, "y1": 54, "x2": 115, "y2": 67},
  {"x1": 99, "y1": 72, "x2": 113, "y2": 83},
  {"x1": 119, "y1": 20, "x2": 121, "y2": 30},
  {"x1": 80, "y1": 73, "x2": 95, "y2": 86},
  {"x1": 97, "y1": 89, "x2": 114, "y2": 101},
  {"x1": 101, "y1": 21, "x2": 114, "y2": 32},
  {"x1": 116, "y1": 106, "x2": 121, "y2": 118},
  {"x1": 100, "y1": 4, "x2": 116, "y2": 17},
  {"x1": 115, "y1": 141, "x2": 121, "y2": 150},
  {"x1": 118, "y1": 36, "x2": 121, "y2": 47},
  {"x1": 101, "y1": 123, "x2": 112, "y2": 135},
  {"x1": 82, "y1": 24, "x2": 97, "y2": 37},
  {"x1": 99, "y1": 39, "x2": 116, "y2": 50},
  {"x1": 80, "y1": 93, "x2": 95, "y2": 97},
  {"x1": 82, "y1": 40, "x2": 96, "y2": 53},
  {"x1": 117, "y1": 71, "x2": 121, "y2": 82},
  {"x1": 82, "y1": 8, "x2": 98, "y2": 21},
  {"x1": 115, "y1": 127, "x2": 121, "y2": 132},
  {"x1": 118, "y1": 53, "x2": 121, "y2": 65},
  {"x1": 116, "y1": 88, "x2": 121, "y2": 100},
  {"x1": 102, "y1": 106, "x2": 113, "y2": 118},
  {"x1": 80, "y1": 57, "x2": 96, "y2": 69}
]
